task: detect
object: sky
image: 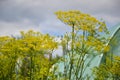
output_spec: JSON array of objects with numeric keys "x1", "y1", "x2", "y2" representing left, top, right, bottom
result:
[{"x1": 0, "y1": 0, "x2": 120, "y2": 36}]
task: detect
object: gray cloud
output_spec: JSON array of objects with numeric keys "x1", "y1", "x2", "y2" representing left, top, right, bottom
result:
[{"x1": 0, "y1": 0, "x2": 120, "y2": 36}]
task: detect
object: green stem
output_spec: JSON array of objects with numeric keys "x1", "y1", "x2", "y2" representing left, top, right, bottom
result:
[
  {"x1": 78, "y1": 30, "x2": 85, "y2": 80},
  {"x1": 69, "y1": 24, "x2": 74, "y2": 80},
  {"x1": 30, "y1": 56, "x2": 32, "y2": 80}
]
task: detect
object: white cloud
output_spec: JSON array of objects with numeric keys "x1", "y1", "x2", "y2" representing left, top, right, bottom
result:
[{"x1": 0, "y1": 19, "x2": 41, "y2": 36}]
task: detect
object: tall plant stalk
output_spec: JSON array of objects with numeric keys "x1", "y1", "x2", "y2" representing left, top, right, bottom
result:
[{"x1": 69, "y1": 24, "x2": 75, "y2": 80}]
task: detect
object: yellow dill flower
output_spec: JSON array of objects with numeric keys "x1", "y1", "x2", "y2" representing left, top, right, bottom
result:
[{"x1": 103, "y1": 45, "x2": 110, "y2": 52}]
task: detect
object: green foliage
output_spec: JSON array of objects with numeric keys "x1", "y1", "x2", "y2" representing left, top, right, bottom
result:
[{"x1": 93, "y1": 55, "x2": 120, "y2": 80}]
